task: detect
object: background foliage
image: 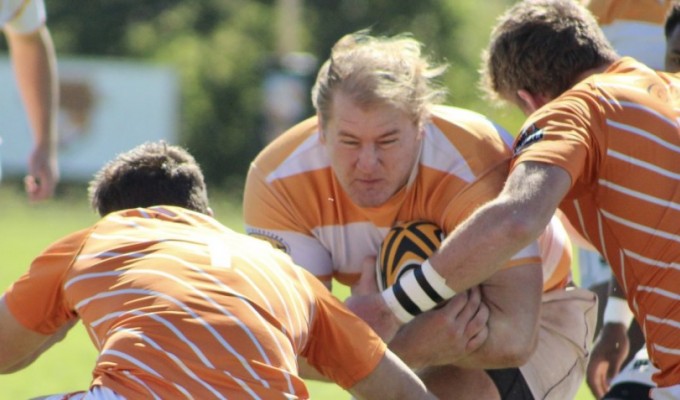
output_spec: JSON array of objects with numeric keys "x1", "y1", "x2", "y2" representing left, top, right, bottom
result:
[{"x1": 29, "y1": 0, "x2": 523, "y2": 191}]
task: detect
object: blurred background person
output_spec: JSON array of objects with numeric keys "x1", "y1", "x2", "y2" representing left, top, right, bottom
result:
[
  {"x1": 664, "y1": 2, "x2": 680, "y2": 72},
  {"x1": 1, "y1": 0, "x2": 59, "y2": 202}
]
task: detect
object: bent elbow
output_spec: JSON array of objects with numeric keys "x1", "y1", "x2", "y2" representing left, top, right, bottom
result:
[
  {"x1": 507, "y1": 338, "x2": 537, "y2": 366},
  {"x1": 493, "y1": 330, "x2": 539, "y2": 368},
  {"x1": 504, "y1": 215, "x2": 544, "y2": 248}
]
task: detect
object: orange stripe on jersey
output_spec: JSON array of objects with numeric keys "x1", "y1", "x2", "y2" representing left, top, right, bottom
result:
[{"x1": 512, "y1": 58, "x2": 680, "y2": 387}]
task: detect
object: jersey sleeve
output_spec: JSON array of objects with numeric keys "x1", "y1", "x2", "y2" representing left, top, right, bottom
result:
[
  {"x1": 511, "y1": 90, "x2": 604, "y2": 199},
  {"x1": 243, "y1": 160, "x2": 334, "y2": 280},
  {"x1": 4, "y1": 0, "x2": 46, "y2": 34},
  {"x1": 300, "y1": 272, "x2": 387, "y2": 389},
  {"x1": 3, "y1": 228, "x2": 90, "y2": 334}
]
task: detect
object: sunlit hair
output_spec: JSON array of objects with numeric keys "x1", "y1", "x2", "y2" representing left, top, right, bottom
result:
[
  {"x1": 480, "y1": 0, "x2": 618, "y2": 106},
  {"x1": 311, "y1": 29, "x2": 448, "y2": 129},
  {"x1": 89, "y1": 141, "x2": 210, "y2": 216}
]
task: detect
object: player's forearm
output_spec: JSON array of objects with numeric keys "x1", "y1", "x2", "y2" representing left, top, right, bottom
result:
[
  {"x1": 0, "y1": 313, "x2": 76, "y2": 374},
  {"x1": 430, "y1": 162, "x2": 569, "y2": 295},
  {"x1": 392, "y1": 301, "x2": 538, "y2": 370},
  {"x1": 453, "y1": 315, "x2": 538, "y2": 369},
  {"x1": 8, "y1": 26, "x2": 58, "y2": 149},
  {"x1": 431, "y1": 200, "x2": 541, "y2": 293},
  {"x1": 388, "y1": 328, "x2": 449, "y2": 370},
  {"x1": 455, "y1": 268, "x2": 542, "y2": 369}
]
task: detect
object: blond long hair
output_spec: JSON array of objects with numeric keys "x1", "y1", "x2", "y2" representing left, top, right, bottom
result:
[{"x1": 312, "y1": 30, "x2": 448, "y2": 129}]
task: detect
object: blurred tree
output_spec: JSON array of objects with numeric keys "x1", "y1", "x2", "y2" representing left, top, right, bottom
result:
[
  {"x1": 304, "y1": 0, "x2": 520, "y2": 125},
  {"x1": 19, "y1": 0, "x2": 520, "y2": 190},
  {"x1": 121, "y1": 0, "x2": 276, "y2": 189}
]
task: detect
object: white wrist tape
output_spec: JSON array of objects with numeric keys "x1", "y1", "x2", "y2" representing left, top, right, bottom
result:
[
  {"x1": 603, "y1": 297, "x2": 634, "y2": 328},
  {"x1": 381, "y1": 259, "x2": 456, "y2": 323},
  {"x1": 421, "y1": 260, "x2": 456, "y2": 299}
]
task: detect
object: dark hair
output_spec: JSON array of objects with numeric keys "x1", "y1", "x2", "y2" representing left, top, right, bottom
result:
[
  {"x1": 665, "y1": 3, "x2": 680, "y2": 39},
  {"x1": 480, "y1": 0, "x2": 618, "y2": 105},
  {"x1": 89, "y1": 141, "x2": 210, "y2": 216}
]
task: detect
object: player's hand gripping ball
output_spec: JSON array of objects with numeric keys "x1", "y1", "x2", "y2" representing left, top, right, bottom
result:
[{"x1": 376, "y1": 221, "x2": 444, "y2": 291}]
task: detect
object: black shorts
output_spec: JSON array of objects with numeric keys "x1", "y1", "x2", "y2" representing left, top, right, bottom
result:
[
  {"x1": 603, "y1": 382, "x2": 653, "y2": 400},
  {"x1": 486, "y1": 368, "x2": 534, "y2": 400}
]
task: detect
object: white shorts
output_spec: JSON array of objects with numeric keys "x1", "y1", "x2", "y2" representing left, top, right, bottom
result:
[
  {"x1": 37, "y1": 386, "x2": 124, "y2": 400},
  {"x1": 520, "y1": 287, "x2": 598, "y2": 400}
]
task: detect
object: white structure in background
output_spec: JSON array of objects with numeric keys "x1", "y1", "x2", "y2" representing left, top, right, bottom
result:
[{"x1": 0, "y1": 57, "x2": 179, "y2": 181}]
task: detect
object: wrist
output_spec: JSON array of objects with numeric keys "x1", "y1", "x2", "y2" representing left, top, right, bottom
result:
[{"x1": 381, "y1": 259, "x2": 455, "y2": 323}]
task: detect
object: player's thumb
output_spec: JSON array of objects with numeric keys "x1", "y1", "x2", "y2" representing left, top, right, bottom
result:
[{"x1": 351, "y1": 256, "x2": 379, "y2": 296}]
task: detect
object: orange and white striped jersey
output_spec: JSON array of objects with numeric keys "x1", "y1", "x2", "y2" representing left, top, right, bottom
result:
[
  {"x1": 0, "y1": 0, "x2": 45, "y2": 33},
  {"x1": 512, "y1": 57, "x2": 680, "y2": 387},
  {"x1": 4, "y1": 206, "x2": 386, "y2": 399},
  {"x1": 586, "y1": 0, "x2": 673, "y2": 25},
  {"x1": 244, "y1": 105, "x2": 572, "y2": 292}
]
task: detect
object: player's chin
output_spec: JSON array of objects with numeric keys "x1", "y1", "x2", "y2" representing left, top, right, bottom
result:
[{"x1": 348, "y1": 187, "x2": 391, "y2": 208}]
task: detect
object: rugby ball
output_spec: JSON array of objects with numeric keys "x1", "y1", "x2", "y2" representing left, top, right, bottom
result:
[{"x1": 376, "y1": 221, "x2": 444, "y2": 291}]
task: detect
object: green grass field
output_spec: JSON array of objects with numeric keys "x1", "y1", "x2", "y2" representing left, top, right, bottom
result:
[{"x1": 0, "y1": 183, "x2": 595, "y2": 399}]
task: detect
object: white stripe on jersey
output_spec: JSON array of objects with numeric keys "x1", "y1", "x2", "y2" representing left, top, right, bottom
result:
[
  {"x1": 266, "y1": 134, "x2": 329, "y2": 183},
  {"x1": 113, "y1": 327, "x2": 227, "y2": 399},
  {"x1": 102, "y1": 349, "x2": 193, "y2": 398},
  {"x1": 76, "y1": 287, "x2": 269, "y2": 387},
  {"x1": 422, "y1": 124, "x2": 475, "y2": 182},
  {"x1": 600, "y1": 180, "x2": 680, "y2": 211}
]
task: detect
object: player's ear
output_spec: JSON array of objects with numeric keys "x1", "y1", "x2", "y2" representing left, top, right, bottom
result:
[
  {"x1": 517, "y1": 90, "x2": 549, "y2": 114},
  {"x1": 415, "y1": 118, "x2": 425, "y2": 140}
]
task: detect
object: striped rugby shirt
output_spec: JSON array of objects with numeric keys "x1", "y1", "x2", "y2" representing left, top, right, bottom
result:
[
  {"x1": 512, "y1": 57, "x2": 680, "y2": 387},
  {"x1": 4, "y1": 206, "x2": 386, "y2": 399},
  {"x1": 244, "y1": 105, "x2": 572, "y2": 293}
]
